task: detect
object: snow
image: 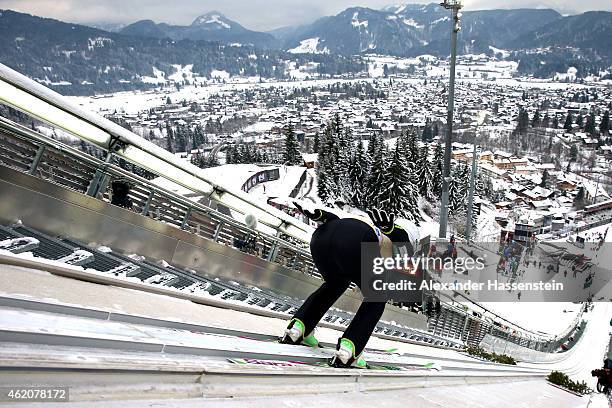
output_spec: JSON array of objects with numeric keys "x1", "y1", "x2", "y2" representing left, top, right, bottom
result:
[
  {"x1": 199, "y1": 164, "x2": 277, "y2": 191},
  {"x1": 431, "y1": 16, "x2": 450, "y2": 25},
  {"x1": 248, "y1": 165, "x2": 306, "y2": 202},
  {"x1": 424, "y1": 58, "x2": 519, "y2": 80},
  {"x1": 87, "y1": 37, "x2": 112, "y2": 50},
  {"x1": 95, "y1": 381, "x2": 589, "y2": 407},
  {"x1": 243, "y1": 121, "x2": 276, "y2": 133},
  {"x1": 210, "y1": 70, "x2": 230, "y2": 81},
  {"x1": 141, "y1": 67, "x2": 166, "y2": 84},
  {"x1": 402, "y1": 18, "x2": 423, "y2": 28},
  {"x1": 69, "y1": 77, "x2": 376, "y2": 115},
  {"x1": 194, "y1": 14, "x2": 230, "y2": 29},
  {"x1": 554, "y1": 67, "x2": 578, "y2": 82},
  {"x1": 288, "y1": 38, "x2": 328, "y2": 54},
  {"x1": 287, "y1": 61, "x2": 319, "y2": 80},
  {"x1": 351, "y1": 12, "x2": 369, "y2": 29},
  {"x1": 392, "y1": 4, "x2": 407, "y2": 14},
  {"x1": 36, "y1": 78, "x2": 72, "y2": 86},
  {"x1": 488, "y1": 46, "x2": 510, "y2": 58},
  {"x1": 168, "y1": 64, "x2": 194, "y2": 83},
  {"x1": 368, "y1": 63, "x2": 385, "y2": 78},
  {"x1": 480, "y1": 302, "x2": 581, "y2": 335},
  {"x1": 364, "y1": 54, "x2": 434, "y2": 71}
]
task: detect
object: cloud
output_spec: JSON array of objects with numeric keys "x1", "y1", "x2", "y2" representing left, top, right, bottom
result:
[{"x1": 0, "y1": 0, "x2": 609, "y2": 31}]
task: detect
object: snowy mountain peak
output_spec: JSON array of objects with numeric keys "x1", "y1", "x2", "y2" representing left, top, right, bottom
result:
[
  {"x1": 382, "y1": 4, "x2": 408, "y2": 14},
  {"x1": 382, "y1": 3, "x2": 443, "y2": 15},
  {"x1": 191, "y1": 11, "x2": 232, "y2": 29}
]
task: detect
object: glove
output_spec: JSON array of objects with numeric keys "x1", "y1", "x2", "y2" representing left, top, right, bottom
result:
[
  {"x1": 367, "y1": 208, "x2": 395, "y2": 234},
  {"x1": 294, "y1": 202, "x2": 324, "y2": 221},
  {"x1": 294, "y1": 202, "x2": 338, "y2": 223}
]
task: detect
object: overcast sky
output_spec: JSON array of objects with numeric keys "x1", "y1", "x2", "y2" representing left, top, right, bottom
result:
[{"x1": 0, "y1": 0, "x2": 610, "y2": 31}]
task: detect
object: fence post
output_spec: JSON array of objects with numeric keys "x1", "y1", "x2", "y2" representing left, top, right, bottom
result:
[
  {"x1": 28, "y1": 144, "x2": 46, "y2": 175},
  {"x1": 213, "y1": 221, "x2": 224, "y2": 242},
  {"x1": 181, "y1": 207, "x2": 192, "y2": 230},
  {"x1": 141, "y1": 190, "x2": 154, "y2": 216},
  {"x1": 267, "y1": 242, "x2": 279, "y2": 262}
]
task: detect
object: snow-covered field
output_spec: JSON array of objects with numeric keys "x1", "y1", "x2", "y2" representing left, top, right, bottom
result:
[{"x1": 68, "y1": 77, "x2": 372, "y2": 115}]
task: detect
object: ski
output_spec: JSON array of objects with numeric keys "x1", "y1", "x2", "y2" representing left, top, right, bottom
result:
[{"x1": 227, "y1": 357, "x2": 434, "y2": 371}]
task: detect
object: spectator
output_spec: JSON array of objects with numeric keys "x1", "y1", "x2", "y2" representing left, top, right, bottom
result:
[{"x1": 111, "y1": 179, "x2": 133, "y2": 209}]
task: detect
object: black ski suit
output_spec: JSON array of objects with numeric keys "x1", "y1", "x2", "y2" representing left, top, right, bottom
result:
[{"x1": 292, "y1": 214, "x2": 386, "y2": 356}]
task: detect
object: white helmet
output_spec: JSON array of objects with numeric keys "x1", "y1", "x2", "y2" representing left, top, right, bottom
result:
[{"x1": 394, "y1": 218, "x2": 420, "y2": 250}]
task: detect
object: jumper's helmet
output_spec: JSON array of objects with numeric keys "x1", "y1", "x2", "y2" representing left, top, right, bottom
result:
[{"x1": 394, "y1": 218, "x2": 420, "y2": 252}]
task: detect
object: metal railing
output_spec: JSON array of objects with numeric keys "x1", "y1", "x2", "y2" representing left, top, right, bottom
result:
[{"x1": 0, "y1": 117, "x2": 319, "y2": 278}]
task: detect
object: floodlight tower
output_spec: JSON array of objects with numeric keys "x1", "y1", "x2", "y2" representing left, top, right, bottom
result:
[{"x1": 438, "y1": 0, "x2": 463, "y2": 240}]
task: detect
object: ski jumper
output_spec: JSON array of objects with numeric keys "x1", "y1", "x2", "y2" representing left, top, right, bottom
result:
[{"x1": 292, "y1": 213, "x2": 387, "y2": 356}]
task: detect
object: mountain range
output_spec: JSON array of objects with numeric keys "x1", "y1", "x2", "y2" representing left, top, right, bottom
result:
[
  {"x1": 0, "y1": 4, "x2": 610, "y2": 95},
  {"x1": 121, "y1": 11, "x2": 277, "y2": 49},
  {"x1": 100, "y1": 4, "x2": 612, "y2": 58},
  {"x1": 274, "y1": 4, "x2": 611, "y2": 58},
  {"x1": 0, "y1": 9, "x2": 363, "y2": 95}
]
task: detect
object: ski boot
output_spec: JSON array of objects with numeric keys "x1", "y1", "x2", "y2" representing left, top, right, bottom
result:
[
  {"x1": 279, "y1": 318, "x2": 319, "y2": 347},
  {"x1": 329, "y1": 338, "x2": 367, "y2": 369}
]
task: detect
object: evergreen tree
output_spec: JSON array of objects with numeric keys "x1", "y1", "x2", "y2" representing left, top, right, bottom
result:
[
  {"x1": 574, "y1": 187, "x2": 587, "y2": 209},
  {"x1": 430, "y1": 143, "x2": 444, "y2": 198},
  {"x1": 515, "y1": 107, "x2": 529, "y2": 134},
  {"x1": 348, "y1": 138, "x2": 370, "y2": 208},
  {"x1": 313, "y1": 132, "x2": 320, "y2": 153},
  {"x1": 379, "y1": 143, "x2": 421, "y2": 225},
  {"x1": 422, "y1": 122, "x2": 433, "y2": 142},
  {"x1": 585, "y1": 111, "x2": 596, "y2": 135},
  {"x1": 226, "y1": 145, "x2": 234, "y2": 164},
  {"x1": 366, "y1": 134, "x2": 387, "y2": 207},
  {"x1": 174, "y1": 124, "x2": 187, "y2": 152},
  {"x1": 448, "y1": 163, "x2": 468, "y2": 216},
  {"x1": 316, "y1": 126, "x2": 337, "y2": 204},
  {"x1": 333, "y1": 128, "x2": 354, "y2": 203},
  {"x1": 317, "y1": 157, "x2": 333, "y2": 204},
  {"x1": 531, "y1": 110, "x2": 541, "y2": 128},
  {"x1": 165, "y1": 122, "x2": 175, "y2": 153},
  {"x1": 331, "y1": 113, "x2": 343, "y2": 136},
  {"x1": 540, "y1": 169, "x2": 549, "y2": 188},
  {"x1": 552, "y1": 115, "x2": 559, "y2": 129},
  {"x1": 193, "y1": 124, "x2": 205, "y2": 148},
  {"x1": 283, "y1": 124, "x2": 302, "y2": 165},
  {"x1": 599, "y1": 111, "x2": 610, "y2": 135},
  {"x1": 564, "y1": 113, "x2": 573, "y2": 131},
  {"x1": 447, "y1": 176, "x2": 463, "y2": 217},
  {"x1": 415, "y1": 145, "x2": 433, "y2": 200},
  {"x1": 398, "y1": 131, "x2": 419, "y2": 164},
  {"x1": 570, "y1": 144, "x2": 578, "y2": 162},
  {"x1": 576, "y1": 114, "x2": 584, "y2": 129}
]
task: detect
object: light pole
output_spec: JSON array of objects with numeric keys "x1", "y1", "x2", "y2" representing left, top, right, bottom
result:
[
  {"x1": 465, "y1": 111, "x2": 487, "y2": 242},
  {"x1": 465, "y1": 144, "x2": 480, "y2": 242},
  {"x1": 438, "y1": 0, "x2": 463, "y2": 240}
]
